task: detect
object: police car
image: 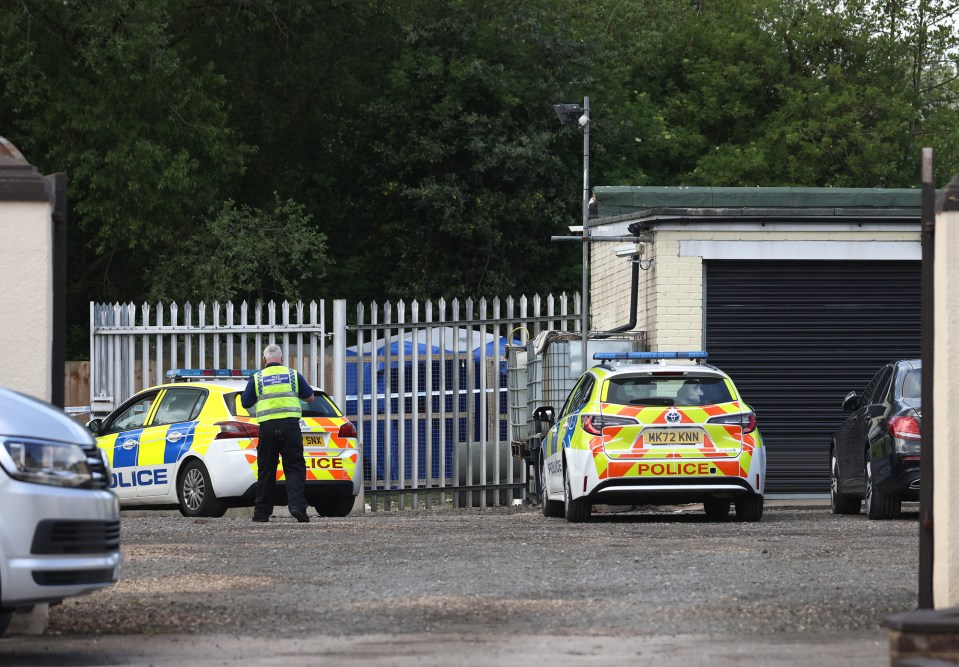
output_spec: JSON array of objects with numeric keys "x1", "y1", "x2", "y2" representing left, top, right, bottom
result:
[
  {"x1": 87, "y1": 369, "x2": 361, "y2": 518},
  {"x1": 538, "y1": 351, "x2": 765, "y2": 522}
]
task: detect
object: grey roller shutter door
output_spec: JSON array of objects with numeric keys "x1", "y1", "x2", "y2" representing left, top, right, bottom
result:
[{"x1": 704, "y1": 260, "x2": 921, "y2": 493}]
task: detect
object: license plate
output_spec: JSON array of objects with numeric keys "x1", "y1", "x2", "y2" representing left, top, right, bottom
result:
[
  {"x1": 644, "y1": 428, "x2": 703, "y2": 445},
  {"x1": 302, "y1": 434, "x2": 327, "y2": 447}
]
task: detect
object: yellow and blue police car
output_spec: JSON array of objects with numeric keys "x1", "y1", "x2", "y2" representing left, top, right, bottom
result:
[
  {"x1": 87, "y1": 369, "x2": 361, "y2": 518},
  {"x1": 538, "y1": 351, "x2": 765, "y2": 522}
]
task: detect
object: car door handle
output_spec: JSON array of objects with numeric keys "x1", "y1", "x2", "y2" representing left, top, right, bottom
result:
[{"x1": 120, "y1": 440, "x2": 138, "y2": 450}]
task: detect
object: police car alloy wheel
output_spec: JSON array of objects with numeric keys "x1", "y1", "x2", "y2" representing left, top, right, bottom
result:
[
  {"x1": 541, "y1": 458, "x2": 563, "y2": 518},
  {"x1": 563, "y1": 465, "x2": 590, "y2": 523},
  {"x1": 178, "y1": 460, "x2": 227, "y2": 518}
]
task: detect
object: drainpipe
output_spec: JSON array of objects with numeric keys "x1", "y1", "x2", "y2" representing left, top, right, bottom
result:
[{"x1": 600, "y1": 258, "x2": 639, "y2": 336}]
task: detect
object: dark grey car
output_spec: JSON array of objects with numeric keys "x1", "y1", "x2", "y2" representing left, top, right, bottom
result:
[{"x1": 829, "y1": 359, "x2": 921, "y2": 519}]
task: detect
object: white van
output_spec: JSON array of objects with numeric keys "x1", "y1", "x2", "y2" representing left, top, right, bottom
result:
[{"x1": 0, "y1": 388, "x2": 121, "y2": 636}]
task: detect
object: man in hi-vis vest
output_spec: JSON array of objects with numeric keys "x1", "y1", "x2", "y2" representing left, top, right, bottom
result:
[{"x1": 241, "y1": 344, "x2": 314, "y2": 523}]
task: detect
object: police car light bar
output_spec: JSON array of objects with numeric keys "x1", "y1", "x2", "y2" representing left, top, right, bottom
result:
[
  {"x1": 593, "y1": 351, "x2": 708, "y2": 361},
  {"x1": 166, "y1": 368, "x2": 255, "y2": 379}
]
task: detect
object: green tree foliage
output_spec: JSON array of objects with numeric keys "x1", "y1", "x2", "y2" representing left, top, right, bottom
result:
[
  {"x1": 588, "y1": 0, "x2": 959, "y2": 187},
  {"x1": 145, "y1": 195, "x2": 326, "y2": 304},
  {"x1": 1, "y1": 0, "x2": 958, "y2": 357},
  {"x1": 0, "y1": 1, "x2": 250, "y2": 292},
  {"x1": 333, "y1": 1, "x2": 592, "y2": 300}
]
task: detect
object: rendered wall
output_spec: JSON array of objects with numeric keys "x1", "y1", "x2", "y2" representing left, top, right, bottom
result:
[
  {"x1": 0, "y1": 200, "x2": 53, "y2": 399},
  {"x1": 933, "y1": 204, "x2": 959, "y2": 608},
  {"x1": 0, "y1": 159, "x2": 53, "y2": 401}
]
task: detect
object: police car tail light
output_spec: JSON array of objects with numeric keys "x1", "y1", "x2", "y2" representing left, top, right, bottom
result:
[
  {"x1": 214, "y1": 420, "x2": 259, "y2": 440},
  {"x1": 581, "y1": 414, "x2": 638, "y2": 436},
  {"x1": 338, "y1": 421, "x2": 358, "y2": 438},
  {"x1": 888, "y1": 416, "x2": 921, "y2": 441},
  {"x1": 707, "y1": 412, "x2": 756, "y2": 434}
]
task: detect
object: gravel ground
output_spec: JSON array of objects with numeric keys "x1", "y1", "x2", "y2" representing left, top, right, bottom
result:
[
  {"x1": 0, "y1": 500, "x2": 919, "y2": 666},
  {"x1": 40, "y1": 501, "x2": 917, "y2": 639}
]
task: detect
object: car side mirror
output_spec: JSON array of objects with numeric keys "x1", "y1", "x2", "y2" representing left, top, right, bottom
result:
[
  {"x1": 532, "y1": 406, "x2": 555, "y2": 434},
  {"x1": 841, "y1": 392, "x2": 859, "y2": 412},
  {"x1": 86, "y1": 418, "x2": 103, "y2": 435}
]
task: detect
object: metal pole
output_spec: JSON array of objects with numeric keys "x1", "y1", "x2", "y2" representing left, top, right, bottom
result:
[
  {"x1": 918, "y1": 147, "x2": 935, "y2": 609},
  {"x1": 49, "y1": 173, "x2": 67, "y2": 408},
  {"x1": 333, "y1": 299, "x2": 347, "y2": 409},
  {"x1": 581, "y1": 96, "x2": 590, "y2": 367}
]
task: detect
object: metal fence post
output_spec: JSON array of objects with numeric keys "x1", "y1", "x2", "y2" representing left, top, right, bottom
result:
[{"x1": 333, "y1": 299, "x2": 347, "y2": 409}]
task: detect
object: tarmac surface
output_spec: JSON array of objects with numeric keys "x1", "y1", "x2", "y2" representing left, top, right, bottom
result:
[{"x1": 0, "y1": 496, "x2": 915, "y2": 666}]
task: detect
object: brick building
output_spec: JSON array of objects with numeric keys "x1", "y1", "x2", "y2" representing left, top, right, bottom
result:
[{"x1": 587, "y1": 186, "x2": 920, "y2": 492}]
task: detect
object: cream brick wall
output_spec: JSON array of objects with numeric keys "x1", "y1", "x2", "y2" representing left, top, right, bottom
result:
[
  {"x1": 0, "y1": 200, "x2": 53, "y2": 400},
  {"x1": 590, "y1": 223, "x2": 918, "y2": 353},
  {"x1": 591, "y1": 221, "x2": 645, "y2": 332}
]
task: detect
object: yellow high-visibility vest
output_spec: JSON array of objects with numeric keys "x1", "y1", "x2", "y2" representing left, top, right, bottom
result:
[{"x1": 253, "y1": 365, "x2": 302, "y2": 421}]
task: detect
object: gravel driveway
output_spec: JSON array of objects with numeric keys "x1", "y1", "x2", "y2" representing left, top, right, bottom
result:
[{"x1": 1, "y1": 500, "x2": 917, "y2": 665}]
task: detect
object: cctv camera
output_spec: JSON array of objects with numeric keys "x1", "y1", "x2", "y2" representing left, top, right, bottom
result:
[
  {"x1": 578, "y1": 114, "x2": 589, "y2": 127},
  {"x1": 614, "y1": 243, "x2": 643, "y2": 258}
]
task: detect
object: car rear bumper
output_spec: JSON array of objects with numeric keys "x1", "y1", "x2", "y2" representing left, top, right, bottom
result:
[
  {"x1": 875, "y1": 458, "x2": 921, "y2": 499},
  {"x1": 263, "y1": 480, "x2": 356, "y2": 507},
  {"x1": 566, "y1": 445, "x2": 766, "y2": 503},
  {"x1": 590, "y1": 476, "x2": 757, "y2": 505}
]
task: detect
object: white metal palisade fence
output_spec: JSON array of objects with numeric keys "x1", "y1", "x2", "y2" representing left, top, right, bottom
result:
[
  {"x1": 90, "y1": 300, "x2": 328, "y2": 404},
  {"x1": 90, "y1": 293, "x2": 581, "y2": 511}
]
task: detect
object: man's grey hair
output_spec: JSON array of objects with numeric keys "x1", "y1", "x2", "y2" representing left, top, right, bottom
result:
[{"x1": 262, "y1": 343, "x2": 283, "y2": 363}]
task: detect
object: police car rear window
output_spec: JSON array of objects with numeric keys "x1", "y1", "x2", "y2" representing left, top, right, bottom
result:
[
  {"x1": 223, "y1": 390, "x2": 341, "y2": 418},
  {"x1": 302, "y1": 393, "x2": 339, "y2": 417},
  {"x1": 606, "y1": 375, "x2": 732, "y2": 407},
  {"x1": 224, "y1": 392, "x2": 249, "y2": 417}
]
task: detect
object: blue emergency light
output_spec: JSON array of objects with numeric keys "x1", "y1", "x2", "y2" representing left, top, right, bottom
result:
[
  {"x1": 593, "y1": 351, "x2": 708, "y2": 361},
  {"x1": 166, "y1": 368, "x2": 255, "y2": 379}
]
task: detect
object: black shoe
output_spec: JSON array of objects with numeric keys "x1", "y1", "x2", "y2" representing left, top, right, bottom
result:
[
  {"x1": 290, "y1": 508, "x2": 310, "y2": 523},
  {"x1": 252, "y1": 515, "x2": 269, "y2": 523}
]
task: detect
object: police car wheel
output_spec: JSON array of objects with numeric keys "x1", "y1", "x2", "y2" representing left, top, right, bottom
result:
[
  {"x1": 313, "y1": 495, "x2": 355, "y2": 517},
  {"x1": 864, "y1": 449, "x2": 901, "y2": 520},
  {"x1": 703, "y1": 499, "x2": 730, "y2": 519},
  {"x1": 177, "y1": 461, "x2": 227, "y2": 518},
  {"x1": 830, "y1": 449, "x2": 861, "y2": 515},
  {"x1": 563, "y1": 465, "x2": 591, "y2": 523},
  {"x1": 541, "y1": 459, "x2": 563, "y2": 518},
  {"x1": 734, "y1": 494, "x2": 763, "y2": 522}
]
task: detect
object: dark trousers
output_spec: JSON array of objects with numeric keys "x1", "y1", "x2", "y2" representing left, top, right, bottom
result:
[{"x1": 254, "y1": 418, "x2": 307, "y2": 518}]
